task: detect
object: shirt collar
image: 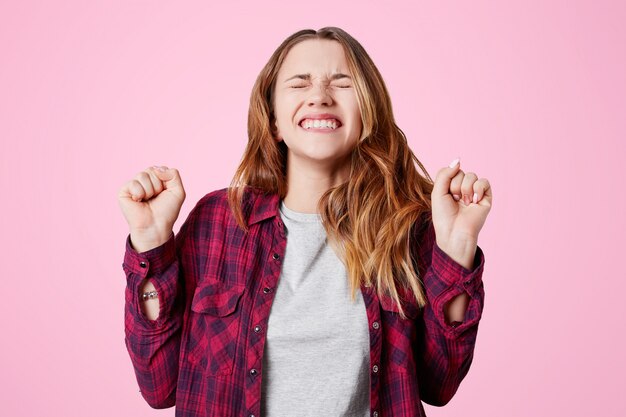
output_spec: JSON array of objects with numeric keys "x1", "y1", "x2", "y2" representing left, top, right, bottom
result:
[{"x1": 246, "y1": 187, "x2": 281, "y2": 226}]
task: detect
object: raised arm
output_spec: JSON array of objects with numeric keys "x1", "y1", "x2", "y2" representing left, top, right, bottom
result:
[
  {"x1": 118, "y1": 166, "x2": 189, "y2": 408},
  {"x1": 412, "y1": 219, "x2": 486, "y2": 406}
]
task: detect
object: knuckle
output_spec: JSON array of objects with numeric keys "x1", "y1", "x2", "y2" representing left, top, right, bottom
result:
[
  {"x1": 130, "y1": 182, "x2": 144, "y2": 195},
  {"x1": 147, "y1": 170, "x2": 160, "y2": 183}
]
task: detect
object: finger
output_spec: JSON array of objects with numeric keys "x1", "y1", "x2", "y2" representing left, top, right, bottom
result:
[
  {"x1": 134, "y1": 171, "x2": 155, "y2": 201},
  {"x1": 126, "y1": 179, "x2": 146, "y2": 202},
  {"x1": 433, "y1": 157, "x2": 462, "y2": 199},
  {"x1": 460, "y1": 172, "x2": 478, "y2": 205},
  {"x1": 449, "y1": 170, "x2": 464, "y2": 201},
  {"x1": 152, "y1": 167, "x2": 183, "y2": 191},
  {"x1": 118, "y1": 181, "x2": 140, "y2": 201},
  {"x1": 146, "y1": 166, "x2": 165, "y2": 195},
  {"x1": 472, "y1": 178, "x2": 492, "y2": 204},
  {"x1": 483, "y1": 179, "x2": 492, "y2": 198}
]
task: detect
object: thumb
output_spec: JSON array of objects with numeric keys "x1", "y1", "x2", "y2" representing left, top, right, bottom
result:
[
  {"x1": 432, "y1": 157, "x2": 461, "y2": 199},
  {"x1": 153, "y1": 166, "x2": 183, "y2": 190}
]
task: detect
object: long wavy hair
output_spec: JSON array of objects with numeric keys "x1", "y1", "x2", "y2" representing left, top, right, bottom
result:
[{"x1": 227, "y1": 27, "x2": 435, "y2": 319}]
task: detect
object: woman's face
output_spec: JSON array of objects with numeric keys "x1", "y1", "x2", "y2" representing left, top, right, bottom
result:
[{"x1": 272, "y1": 39, "x2": 362, "y2": 168}]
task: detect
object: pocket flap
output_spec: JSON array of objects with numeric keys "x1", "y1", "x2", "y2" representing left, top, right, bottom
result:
[{"x1": 191, "y1": 281, "x2": 245, "y2": 316}]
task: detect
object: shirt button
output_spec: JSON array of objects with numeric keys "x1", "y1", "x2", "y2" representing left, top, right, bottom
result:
[
  {"x1": 254, "y1": 325, "x2": 262, "y2": 333},
  {"x1": 372, "y1": 321, "x2": 380, "y2": 330},
  {"x1": 263, "y1": 287, "x2": 272, "y2": 294},
  {"x1": 465, "y1": 279, "x2": 471, "y2": 285},
  {"x1": 272, "y1": 253, "x2": 280, "y2": 260},
  {"x1": 373, "y1": 412, "x2": 379, "y2": 417},
  {"x1": 372, "y1": 365, "x2": 379, "y2": 373},
  {"x1": 139, "y1": 261, "x2": 147, "y2": 268},
  {"x1": 249, "y1": 415, "x2": 255, "y2": 417},
  {"x1": 250, "y1": 368, "x2": 258, "y2": 376}
]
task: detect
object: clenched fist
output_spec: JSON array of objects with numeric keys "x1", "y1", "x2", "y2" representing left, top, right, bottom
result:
[{"x1": 118, "y1": 166, "x2": 186, "y2": 252}]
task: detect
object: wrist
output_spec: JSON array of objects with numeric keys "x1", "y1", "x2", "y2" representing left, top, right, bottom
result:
[
  {"x1": 130, "y1": 228, "x2": 172, "y2": 253},
  {"x1": 435, "y1": 236, "x2": 477, "y2": 270}
]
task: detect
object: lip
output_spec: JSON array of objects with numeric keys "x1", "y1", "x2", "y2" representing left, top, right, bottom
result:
[{"x1": 298, "y1": 113, "x2": 343, "y2": 127}]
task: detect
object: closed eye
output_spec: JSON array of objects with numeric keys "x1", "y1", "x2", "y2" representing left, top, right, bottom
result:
[{"x1": 289, "y1": 84, "x2": 352, "y2": 89}]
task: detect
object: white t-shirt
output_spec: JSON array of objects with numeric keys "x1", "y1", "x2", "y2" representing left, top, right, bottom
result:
[{"x1": 260, "y1": 200, "x2": 371, "y2": 416}]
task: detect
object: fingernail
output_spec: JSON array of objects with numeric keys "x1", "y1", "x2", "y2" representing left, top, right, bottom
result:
[
  {"x1": 449, "y1": 158, "x2": 460, "y2": 168},
  {"x1": 472, "y1": 193, "x2": 478, "y2": 204},
  {"x1": 156, "y1": 166, "x2": 167, "y2": 172},
  {"x1": 463, "y1": 195, "x2": 471, "y2": 205},
  {"x1": 453, "y1": 194, "x2": 461, "y2": 201}
]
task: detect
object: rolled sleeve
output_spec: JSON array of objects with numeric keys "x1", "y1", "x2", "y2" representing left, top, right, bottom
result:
[
  {"x1": 411, "y1": 215, "x2": 487, "y2": 405},
  {"x1": 123, "y1": 231, "x2": 176, "y2": 277},
  {"x1": 122, "y1": 231, "x2": 179, "y2": 329},
  {"x1": 428, "y1": 241, "x2": 485, "y2": 338}
]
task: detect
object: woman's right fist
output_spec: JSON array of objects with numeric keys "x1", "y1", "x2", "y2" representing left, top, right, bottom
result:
[{"x1": 118, "y1": 166, "x2": 186, "y2": 252}]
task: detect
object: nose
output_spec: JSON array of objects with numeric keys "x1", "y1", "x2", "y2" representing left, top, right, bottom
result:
[{"x1": 306, "y1": 83, "x2": 333, "y2": 106}]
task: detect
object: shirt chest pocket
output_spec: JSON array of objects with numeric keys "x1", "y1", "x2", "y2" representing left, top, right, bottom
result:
[{"x1": 186, "y1": 279, "x2": 246, "y2": 377}]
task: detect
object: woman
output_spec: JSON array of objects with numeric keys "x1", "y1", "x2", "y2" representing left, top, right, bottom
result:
[{"x1": 118, "y1": 27, "x2": 492, "y2": 417}]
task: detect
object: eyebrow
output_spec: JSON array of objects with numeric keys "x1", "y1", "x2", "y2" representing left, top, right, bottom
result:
[{"x1": 284, "y1": 73, "x2": 352, "y2": 83}]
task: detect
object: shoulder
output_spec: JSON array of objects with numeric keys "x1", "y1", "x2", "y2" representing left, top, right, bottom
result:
[
  {"x1": 188, "y1": 186, "x2": 261, "y2": 221},
  {"x1": 196, "y1": 187, "x2": 230, "y2": 209}
]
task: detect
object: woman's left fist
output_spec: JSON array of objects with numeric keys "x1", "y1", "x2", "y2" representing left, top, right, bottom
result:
[{"x1": 431, "y1": 157, "x2": 492, "y2": 247}]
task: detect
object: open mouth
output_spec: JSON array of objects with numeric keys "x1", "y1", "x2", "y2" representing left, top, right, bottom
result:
[{"x1": 298, "y1": 118, "x2": 343, "y2": 131}]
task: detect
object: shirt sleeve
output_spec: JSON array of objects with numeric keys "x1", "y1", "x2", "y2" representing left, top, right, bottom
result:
[
  {"x1": 412, "y1": 217, "x2": 486, "y2": 406},
  {"x1": 121, "y1": 204, "x2": 199, "y2": 409}
]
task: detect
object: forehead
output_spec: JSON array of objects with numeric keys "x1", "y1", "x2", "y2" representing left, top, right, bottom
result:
[{"x1": 278, "y1": 39, "x2": 350, "y2": 80}]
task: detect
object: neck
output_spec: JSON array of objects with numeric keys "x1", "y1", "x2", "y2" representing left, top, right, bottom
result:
[{"x1": 283, "y1": 153, "x2": 351, "y2": 214}]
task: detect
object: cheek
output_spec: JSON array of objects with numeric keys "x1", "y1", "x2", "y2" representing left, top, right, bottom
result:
[
  {"x1": 346, "y1": 97, "x2": 362, "y2": 124},
  {"x1": 274, "y1": 100, "x2": 298, "y2": 126},
  {"x1": 350, "y1": 110, "x2": 363, "y2": 131}
]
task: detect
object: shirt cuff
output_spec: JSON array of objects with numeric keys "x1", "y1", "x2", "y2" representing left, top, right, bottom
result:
[
  {"x1": 428, "y1": 242, "x2": 486, "y2": 337},
  {"x1": 431, "y1": 241, "x2": 485, "y2": 299},
  {"x1": 122, "y1": 231, "x2": 176, "y2": 279}
]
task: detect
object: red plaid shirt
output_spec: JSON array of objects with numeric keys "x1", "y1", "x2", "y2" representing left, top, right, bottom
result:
[{"x1": 122, "y1": 187, "x2": 486, "y2": 417}]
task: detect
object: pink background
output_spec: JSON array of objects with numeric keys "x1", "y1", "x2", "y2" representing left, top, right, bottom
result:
[{"x1": 1, "y1": 1, "x2": 624, "y2": 416}]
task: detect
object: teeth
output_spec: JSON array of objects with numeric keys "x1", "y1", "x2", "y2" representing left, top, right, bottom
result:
[{"x1": 301, "y1": 119, "x2": 339, "y2": 130}]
